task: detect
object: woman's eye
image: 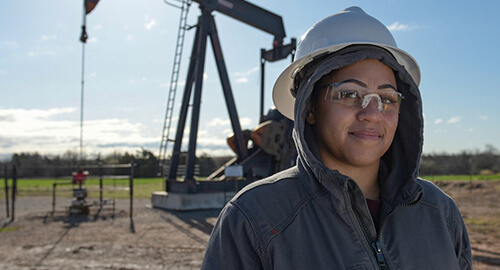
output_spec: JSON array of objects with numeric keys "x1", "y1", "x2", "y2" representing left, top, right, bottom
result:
[
  {"x1": 380, "y1": 94, "x2": 398, "y2": 104},
  {"x1": 380, "y1": 97, "x2": 393, "y2": 104},
  {"x1": 339, "y1": 91, "x2": 359, "y2": 99}
]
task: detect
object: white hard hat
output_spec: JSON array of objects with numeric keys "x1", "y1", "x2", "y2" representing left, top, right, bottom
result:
[{"x1": 273, "y1": 6, "x2": 421, "y2": 120}]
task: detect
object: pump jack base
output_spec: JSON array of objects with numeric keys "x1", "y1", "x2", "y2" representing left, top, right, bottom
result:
[
  {"x1": 151, "y1": 191, "x2": 235, "y2": 211},
  {"x1": 69, "y1": 199, "x2": 91, "y2": 215}
]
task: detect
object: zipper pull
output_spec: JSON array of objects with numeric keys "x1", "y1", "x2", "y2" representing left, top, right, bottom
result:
[{"x1": 371, "y1": 241, "x2": 387, "y2": 267}]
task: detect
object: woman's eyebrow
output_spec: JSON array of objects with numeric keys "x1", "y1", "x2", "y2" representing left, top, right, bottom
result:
[
  {"x1": 341, "y1": 79, "x2": 396, "y2": 91},
  {"x1": 377, "y1": 84, "x2": 397, "y2": 91},
  {"x1": 341, "y1": 78, "x2": 366, "y2": 87}
]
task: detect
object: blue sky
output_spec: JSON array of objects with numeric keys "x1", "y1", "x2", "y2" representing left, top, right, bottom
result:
[{"x1": 1, "y1": 0, "x2": 499, "y2": 159}]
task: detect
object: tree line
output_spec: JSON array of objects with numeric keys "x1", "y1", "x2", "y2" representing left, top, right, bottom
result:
[
  {"x1": 1, "y1": 145, "x2": 499, "y2": 178},
  {"x1": 0, "y1": 148, "x2": 233, "y2": 178},
  {"x1": 418, "y1": 145, "x2": 500, "y2": 176}
]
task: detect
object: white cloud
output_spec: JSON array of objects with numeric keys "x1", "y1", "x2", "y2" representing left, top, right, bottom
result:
[
  {"x1": 144, "y1": 16, "x2": 158, "y2": 30},
  {"x1": 27, "y1": 49, "x2": 56, "y2": 57},
  {"x1": 41, "y1": 34, "x2": 57, "y2": 41},
  {"x1": 1, "y1": 41, "x2": 17, "y2": 49},
  {"x1": 233, "y1": 67, "x2": 256, "y2": 84},
  {"x1": 480, "y1": 115, "x2": 488, "y2": 120},
  {"x1": 447, "y1": 116, "x2": 462, "y2": 124},
  {"x1": 197, "y1": 130, "x2": 227, "y2": 146},
  {"x1": 126, "y1": 34, "x2": 134, "y2": 41},
  {"x1": 0, "y1": 107, "x2": 158, "y2": 157},
  {"x1": 239, "y1": 117, "x2": 254, "y2": 128},
  {"x1": 92, "y1": 24, "x2": 102, "y2": 30},
  {"x1": 0, "y1": 69, "x2": 5, "y2": 75},
  {"x1": 87, "y1": 37, "x2": 98, "y2": 43},
  {"x1": 222, "y1": 128, "x2": 233, "y2": 135},
  {"x1": 0, "y1": 107, "x2": 76, "y2": 120},
  {"x1": 206, "y1": 117, "x2": 253, "y2": 129},
  {"x1": 434, "y1": 118, "x2": 443, "y2": 124},
  {"x1": 207, "y1": 117, "x2": 230, "y2": 127},
  {"x1": 236, "y1": 77, "x2": 249, "y2": 84},
  {"x1": 387, "y1": 22, "x2": 418, "y2": 32},
  {"x1": 196, "y1": 148, "x2": 233, "y2": 156},
  {"x1": 234, "y1": 66, "x2": 259, "y2": 77},
  {"x1": 468, "y1": 128, "x2": 474, "y2": 132},
  {"x1": 0, "y1": 108, "x2": 250, "y2": 158}
]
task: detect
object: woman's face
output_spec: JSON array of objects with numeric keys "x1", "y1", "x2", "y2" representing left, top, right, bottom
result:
[{"x1": 306, "y1": 59, "x2": 399, "y2": 170}]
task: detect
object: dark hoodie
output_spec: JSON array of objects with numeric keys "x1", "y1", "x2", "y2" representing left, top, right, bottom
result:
[{"x1": 202, "y1": 46, "x2": 472, "y2": 269}]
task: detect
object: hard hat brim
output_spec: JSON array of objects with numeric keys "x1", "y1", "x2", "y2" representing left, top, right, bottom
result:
[{"x1": 272, "y1": 42, "x2": 420, "y2": 120}]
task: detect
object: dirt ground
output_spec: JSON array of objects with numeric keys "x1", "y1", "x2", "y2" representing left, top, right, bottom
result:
[{"x1": 0, "y1": 180, "x2": 499, "y2": 269}]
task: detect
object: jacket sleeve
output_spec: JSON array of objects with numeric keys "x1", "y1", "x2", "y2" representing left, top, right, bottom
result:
[{"x1": 201, "y1": 202, "x2": 263, "y2": 270}]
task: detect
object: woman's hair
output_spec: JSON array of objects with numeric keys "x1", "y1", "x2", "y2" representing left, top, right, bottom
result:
[{"x1": 308, "y1": 69, "x2": 337, "y2": 117}]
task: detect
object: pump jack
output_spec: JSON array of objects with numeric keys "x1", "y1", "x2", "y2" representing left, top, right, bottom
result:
[{"x1": 153, "y1": 0, "x2": 296, "y2": 210}]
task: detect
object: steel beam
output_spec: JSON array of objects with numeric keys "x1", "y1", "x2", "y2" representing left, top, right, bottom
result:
[{"x1": 192, "y1": 0, "x2": 286, "y2": 39}]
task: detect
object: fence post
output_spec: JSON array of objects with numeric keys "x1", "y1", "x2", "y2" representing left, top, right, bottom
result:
[
  {"x1": 4, "y1": 165, "x2": 9, "y2": 218},
  {"x1": 129, "y1": 161, "x2": 134, "y2": 218},
  {"x1": 99, "y1": 162, "x2": 103, "y2": 209},
  {"x1": 11, "y1": 165, "x2": 17, "y2": 221},
  {"x1": 52, "y1": 183, "x2": 56, "y2": 213}
]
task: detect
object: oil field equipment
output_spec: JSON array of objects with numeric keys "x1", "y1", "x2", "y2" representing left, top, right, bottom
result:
[
  {"x1": 69, "y1": 169, "x2": 91, "y2": 214},
  {"x1": 153, "y1": 0, "x2": 296, "y2": 210}
]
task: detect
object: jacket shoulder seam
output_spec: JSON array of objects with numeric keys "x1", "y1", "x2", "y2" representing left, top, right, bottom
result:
[
  {"x1": 229, "y1": 201, "x2": 267, "y2": 269},
  {"x1": 261, "y1": 195, "x2": 313, "y2": 251}
]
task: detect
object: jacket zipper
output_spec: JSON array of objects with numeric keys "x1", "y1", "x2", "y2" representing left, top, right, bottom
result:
[
  {"x1": 375, "y1": 192, "x2": 422, "y2": 241},
  {"x1": 347, "y1": 183, "x2": 388, "y2": 269},
  {"x1": 371, "y1": 241, "x2": 387, "y2": 267},
  {"x1": 372, "y1": 192, "x2": 423, "y2": 268}
]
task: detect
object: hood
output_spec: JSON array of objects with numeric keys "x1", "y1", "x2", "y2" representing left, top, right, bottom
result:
[{"x1": 292, "y1": 45, "x2": 423, "y2": 205}]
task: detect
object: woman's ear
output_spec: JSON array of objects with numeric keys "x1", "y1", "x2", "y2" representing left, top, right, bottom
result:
[{"x1": 306, "y1": 106, "x2": 316, "y2": 125}]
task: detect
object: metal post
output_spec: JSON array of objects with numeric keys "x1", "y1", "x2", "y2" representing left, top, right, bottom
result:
[
  {"x1": 167, "y1": 12, "x2": 205, "y2": 185},
  {"x1": 469, "y1": 157, "x2": 473, "y2": 192},
  {"x1": 52, "y1": 183, "x2": 56, "y2": 213},
  {"x1": 129, "y1": 162, "x2": 134, "y2": 218},
  {"x1": 184, "y1": 9, "x2": 210, "y2": 183},
  {"x1": 4, "y1": 165, "x2": 9, "y2": 218},
  {"x1": 99, "y1": 162, "x2": 103, "y2": 209},
  {"x1": 80, "y1": 3, "x2": 87, "y2": 162},
  {"x1": 11, "y1": 165, "x2": 17, "y2": 221},
  {"x1": 208, "y1": 15, "x2": 248, "y2": 160},
  {"x1": 260, "y1": 54, "x2": 265, "y2": 123}
]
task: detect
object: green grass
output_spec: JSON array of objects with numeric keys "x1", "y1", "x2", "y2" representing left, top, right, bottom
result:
[
  {"x1": 464, "y1": 217, "x2": 500, "y2": 236},
  {"x1": 0, "y1": 226, "x2": 20, "y2": 233},
  {"x1": 3, "y1": 175, "x2": 498, "y2": 199},
  {"x1": 0, "y1": 178, "x2": 165, "y2": 199},
  {"x1": 420, "y1": 174, "x2": 500, "y2": 181},
  {"x1": 465, "y1": 217, "x2": 500, "y2": 226}
]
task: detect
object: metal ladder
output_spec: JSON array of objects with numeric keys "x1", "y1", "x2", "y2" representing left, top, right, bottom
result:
[{"x1": 158, "y1": 0, "x2": 192, "y2": 176}]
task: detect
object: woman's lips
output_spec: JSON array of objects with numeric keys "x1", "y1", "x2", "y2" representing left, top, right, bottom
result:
[{"x1": 349, "y1": 130, "x2": 382, "y2": 141}]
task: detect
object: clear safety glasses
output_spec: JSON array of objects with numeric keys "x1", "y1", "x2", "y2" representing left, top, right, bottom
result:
[{"x1": 321, "y1": 82, "x2": 404, "y2": 115}]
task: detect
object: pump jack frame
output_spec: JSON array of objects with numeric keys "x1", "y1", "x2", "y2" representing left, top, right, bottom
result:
[{"x1": 158, "y1": 0, "x2": 295, "y2": 208}]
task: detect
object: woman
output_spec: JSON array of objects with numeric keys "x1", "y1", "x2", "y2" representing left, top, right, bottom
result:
[{"x1": 202, "y1": 7, "x2": 472, "y2": 269}]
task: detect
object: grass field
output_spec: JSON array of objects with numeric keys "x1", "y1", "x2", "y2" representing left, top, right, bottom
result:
[
  {"x1": 1, "y1": 174, "x2": 499, "y2": 200},
  {"x1": 420, "y1": 174, "x2": 500, "y2": 181},
  {"x1": 0, "y1": 177, "x2": 165, "y2": 199}
]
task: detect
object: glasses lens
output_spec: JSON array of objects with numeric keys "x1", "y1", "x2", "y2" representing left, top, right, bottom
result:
[
  {"x1": 326, "y1": 83, "x2": 365, "y2": 107},
  {"x1": 324, "y1": 83, "x2": 402, "y2": 114},
  {"x1": 378, "y1": 90, "x2": 402, "y2": 114}
]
